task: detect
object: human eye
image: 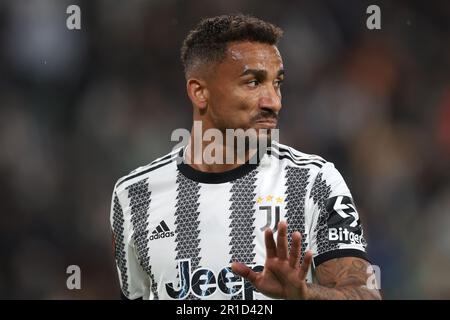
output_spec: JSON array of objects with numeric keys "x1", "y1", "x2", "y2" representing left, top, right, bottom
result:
[
  {"x1": 274, "y1": 79, "x2": 283, "y2": 88},
  {"x1": 247, "y1": 79, "x2": 260, "y2": 87}
]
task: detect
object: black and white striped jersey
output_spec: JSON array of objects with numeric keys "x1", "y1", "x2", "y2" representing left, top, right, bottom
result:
[{"x1": 110, "y1": 141, "x2": 369, "y2": 300}]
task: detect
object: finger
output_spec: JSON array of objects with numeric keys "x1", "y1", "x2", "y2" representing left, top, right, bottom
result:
[
  {"x1": 276, "y1": 221, "x2": 288, "y2": 260},
  {"x1": 289, "y1": 231, "x2": 302, "y2": 269},
  {"x1": 299, "y1": 250, "x2": 313, "y2": 281},
  {"x1": 231, "y1": 262, "x2": 259, "y2": 284},
  {"x1": 264, "y1": 228, "x2": 277, "y2": 258}
]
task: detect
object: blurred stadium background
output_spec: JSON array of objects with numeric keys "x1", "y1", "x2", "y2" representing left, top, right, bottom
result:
[{"x1": 0, "y1": 0, "x2": 449, "y2": 299}]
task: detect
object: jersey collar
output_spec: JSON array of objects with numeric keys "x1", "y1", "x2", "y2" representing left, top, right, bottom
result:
[{"x1": 176, "y1": 147, "x2": 264, "y2": 184}]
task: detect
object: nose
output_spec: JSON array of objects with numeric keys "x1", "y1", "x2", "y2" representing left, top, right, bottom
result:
[{"x1": 259, "y1": 84, "x2": 282, "y2": 114}]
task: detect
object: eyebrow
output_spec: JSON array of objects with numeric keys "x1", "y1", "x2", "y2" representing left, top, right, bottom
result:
[{"x1": 240, "y1": 69, "x2": 285, "y2": 78}]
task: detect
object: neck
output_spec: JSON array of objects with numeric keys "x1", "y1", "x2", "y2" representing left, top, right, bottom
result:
[
  {"x1": 184, "y1": 138, "x2": 258, "y2": 173},
  {"x1": 184, "y1": 122, "x2": 259, "y2": 173}
]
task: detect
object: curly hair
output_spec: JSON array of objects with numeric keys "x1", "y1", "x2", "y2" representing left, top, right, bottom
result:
[{"x1": 181, "y1": 14, "x2": 283, "y2": 77}]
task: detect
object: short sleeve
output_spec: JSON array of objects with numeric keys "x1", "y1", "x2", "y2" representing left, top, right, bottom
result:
[
  {"x1": 110, "y1": 188, "x2": 150, "y2": 299},
  {"x1": 308, "y1": 162, "x2": 370, "y2": 268}
]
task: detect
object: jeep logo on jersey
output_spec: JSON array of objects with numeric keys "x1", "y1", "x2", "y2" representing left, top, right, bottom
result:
[
  {"x1": 149, "y1": 220, "x2": 175, "y2": 241},
  {"x1": 165, "y1": 259, "x2": 263, "y2": 299},
  {"x1": 326, "y1": 196, "x2": 363, "y2": 245}
]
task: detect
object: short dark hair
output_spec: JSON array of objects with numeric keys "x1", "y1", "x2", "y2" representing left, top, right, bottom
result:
[{"x1": 181, "y1": 14, "x2": 283, "y2": 77}]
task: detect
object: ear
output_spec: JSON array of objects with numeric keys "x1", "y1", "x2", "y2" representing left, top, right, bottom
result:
[{"x1": 186, "y1": 78, "x2": 209, "y2": 110}]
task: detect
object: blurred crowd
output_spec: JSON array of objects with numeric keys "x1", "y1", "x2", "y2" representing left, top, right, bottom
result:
[{"x1": 0, "y1": 0, "x2": 449, "y2": 299}]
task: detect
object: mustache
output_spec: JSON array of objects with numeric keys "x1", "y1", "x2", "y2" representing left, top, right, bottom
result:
[{"x1": 252, "y1": 110, "x2": 279, "y2": 122}]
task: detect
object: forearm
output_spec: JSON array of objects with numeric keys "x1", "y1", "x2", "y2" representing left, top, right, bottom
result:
[
  {"x1": 310, "y1": 257, "x2": 382, "y2": 300},
  {"x1": 306, "y1": 283, "x2": 382, "y2": 300}
]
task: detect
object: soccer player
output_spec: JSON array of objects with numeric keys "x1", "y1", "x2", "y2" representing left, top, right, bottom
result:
[{"x1": 110, "y1": 14, "x2": 381, "y2": 300}]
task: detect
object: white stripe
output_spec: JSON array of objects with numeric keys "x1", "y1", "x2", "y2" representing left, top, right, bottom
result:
[
  {"x1": 269, "y1": 148, "x2": 325, "y2": 167},
  {"x1": 272, "y1": 141, "x2": 325, "y2": 162},
  {"x1": 116, "y1": 150, "x2": 180, "y2": 188}
]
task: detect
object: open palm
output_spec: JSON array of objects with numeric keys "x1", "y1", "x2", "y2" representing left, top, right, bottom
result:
[{"x1": 231, "y1": 221, "x2": 313, "y2": 299}]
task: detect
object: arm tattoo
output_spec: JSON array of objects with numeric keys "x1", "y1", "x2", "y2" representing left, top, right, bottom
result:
[{"x1": 307, "y1": 257, "x2": 382, "y2": 300}]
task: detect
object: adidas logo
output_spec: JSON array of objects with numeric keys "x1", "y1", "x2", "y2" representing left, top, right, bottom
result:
[{"x1": 149, "y1": 220, "x2": 175, "y2": 241}]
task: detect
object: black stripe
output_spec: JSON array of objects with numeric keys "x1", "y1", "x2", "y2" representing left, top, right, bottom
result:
[
  {"x1": 277, "y1": 154, "x2": 322, "y2": 168},
  {"x1": 269, "y1": 147, "x2": 325, "y2": 164},
  {"x1": 228, "y1": 170, "x2": 258, "y2": 300},
  {"x1": 144, "y1": 152, "x2": 178, "y2": 169},
  {"x1": 276, "y1": 145, "x2": 326, "y2": 163},
  {"x1": 127, "y1": 151, "x2": 176, "y2": 176},
  {"x1": 127, "y1": 179, "x2": 159, "y2": 299},
  {"x1": 153, "y1": 151, "x2": 178, "y2": 165},
  {"x1": 112, "y1": 194, "x2": 129, "y2": 297},
  {"x1": 279, "y1": 145, "x2": 326, "y2": 163},
  {"x1": 284, "y1": 167, "x2": 310, "y2": 265},
  {"x1": 268, "y1": 150, "x2": 323, "y2": 168},
  {"x1": 310, "y1": 172, "x2": 337, "y2": 256},
  {"x1": 173, "y1": 172, "x2": 202, "y2": 300},
  {"x1": 160, "y1": 220, "x2": 170, "y2": 232},
  {"x1": 156, "y1": 225, "x2": 163, "y2": 233},
  {"x1": 117, "y1": 156, "x2": 176, "y2": 188},
  {"x1": 313, "y1": 249, "x2": 371, "y2": 267}
]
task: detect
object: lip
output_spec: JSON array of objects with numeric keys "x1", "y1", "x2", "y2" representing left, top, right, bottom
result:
[{"x1": 255, "y1": 119, "x2": 278, "y2": 128}]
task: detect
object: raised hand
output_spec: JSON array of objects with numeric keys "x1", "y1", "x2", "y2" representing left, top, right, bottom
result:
[{"x1": 231, "y1": 221, "x2": 313, "y2": 299}]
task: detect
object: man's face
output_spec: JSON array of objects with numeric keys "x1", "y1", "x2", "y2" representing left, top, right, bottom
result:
[{"x1": 204, "y1": 41, "x2": 284, "y2": 135}]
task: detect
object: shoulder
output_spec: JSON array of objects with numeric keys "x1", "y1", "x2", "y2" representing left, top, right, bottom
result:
[
  {"x1": 269, "y1": 142, "x2": 350, "y2": 194},
  {"x1": 113, "y1": 147, "x2": 182, "y2": 194},
  {"x1": 268, "y1": 141, "x2": 327, "y2": 170}
]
